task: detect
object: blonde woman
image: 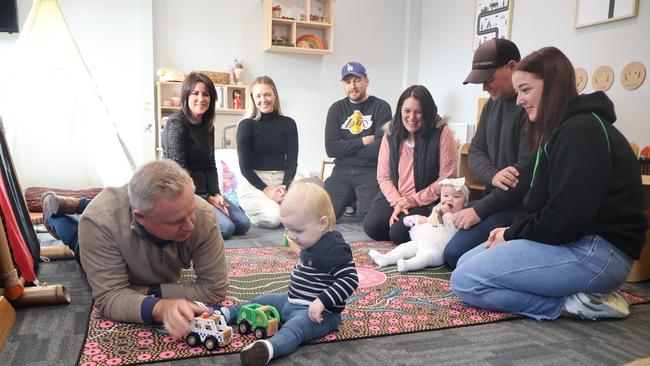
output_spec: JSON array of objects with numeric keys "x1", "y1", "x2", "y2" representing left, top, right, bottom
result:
[{"x1": 236, "y1": 76, "x2": 299, "y2": 228}]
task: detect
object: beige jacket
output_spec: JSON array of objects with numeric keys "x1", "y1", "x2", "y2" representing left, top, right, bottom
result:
[{"x1": 78, "y1": 185, "x2": 228, "y2": 323}]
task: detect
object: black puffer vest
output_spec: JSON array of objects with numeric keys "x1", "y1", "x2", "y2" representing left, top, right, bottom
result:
[{"x1": 388, "y1": 120, "x2": 444, "y2": 192}]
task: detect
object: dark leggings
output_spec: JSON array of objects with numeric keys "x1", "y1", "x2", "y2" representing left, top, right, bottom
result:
[{"x1": 363, "y1": 192, "x2": 433, "y2": 244}]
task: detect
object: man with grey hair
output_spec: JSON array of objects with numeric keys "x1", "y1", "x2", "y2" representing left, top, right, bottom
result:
[{"x1": 79, "y1": 159, "x2": 228, "y2": 337}]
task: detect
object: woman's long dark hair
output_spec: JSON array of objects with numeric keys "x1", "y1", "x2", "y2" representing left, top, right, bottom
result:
[
  {"x1": 389, "y1": 85, "x2": 440, "y2": 141},
  {"x1": 514, "y1": 47, "x2": 577, "y2": 150},
  {"x1": 180, "y1": 72, "x2": 217, "y2": 131}
]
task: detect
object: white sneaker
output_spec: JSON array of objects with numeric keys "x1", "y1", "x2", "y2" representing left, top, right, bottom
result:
[
  {"x1": 562, "y1": 292, "x2": 630, "y2": 320},
  {"x1": 240, "y1": 340, "x2": 273, "y2": 366}
]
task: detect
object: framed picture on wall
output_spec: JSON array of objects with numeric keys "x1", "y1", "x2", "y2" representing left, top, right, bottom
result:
[
  {"x1": 473, "y1": 0, "x2": 513, "y2": 50},
  {"x1": 575, "y1": 0, "x2": 639, "y2": 28}
]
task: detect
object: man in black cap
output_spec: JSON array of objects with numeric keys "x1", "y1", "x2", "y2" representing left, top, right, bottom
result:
[
  {"x1": 443, "y1": 38, "x2": 532, "y2": 268},
  {"x1": 323, "y1": 61, "x2": 392, "y2": 220}
]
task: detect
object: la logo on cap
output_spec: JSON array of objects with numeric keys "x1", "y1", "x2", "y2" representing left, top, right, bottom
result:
[{"x1": 347, "y1": 64, "x2": 354, "y2": 72}]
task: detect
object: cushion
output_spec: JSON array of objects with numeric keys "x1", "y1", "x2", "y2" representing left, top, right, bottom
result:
[
  {"x1": 24, "y1": 187, "x2": 102, "y2": 212},
  {"x1": 215, "y1": 149, "x2": 241, "y2": 205}
]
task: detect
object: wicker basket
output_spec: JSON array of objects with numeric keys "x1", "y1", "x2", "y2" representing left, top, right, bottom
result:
[{"x1": 196, "y1": 70, "x2": 230, "y2": 85}]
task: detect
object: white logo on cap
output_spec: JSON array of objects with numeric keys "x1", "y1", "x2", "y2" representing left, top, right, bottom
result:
[{"x1": 347, "y1": 64, "x2": 354, "y2": 72}]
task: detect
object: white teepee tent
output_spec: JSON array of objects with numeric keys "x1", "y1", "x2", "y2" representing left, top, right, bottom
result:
[{"x1": 0, "y1": 0, "x2": 134, "y2": 189}]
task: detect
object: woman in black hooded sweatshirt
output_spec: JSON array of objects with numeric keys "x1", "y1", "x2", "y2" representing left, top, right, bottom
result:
[{"x1": 452, "y1": 47, "x2": 647, "y2": 322}]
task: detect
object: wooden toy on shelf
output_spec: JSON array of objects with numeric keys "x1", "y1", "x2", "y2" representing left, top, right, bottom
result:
[{"x1": 296, "y1": 34, "x2": 324, "y2": 49}]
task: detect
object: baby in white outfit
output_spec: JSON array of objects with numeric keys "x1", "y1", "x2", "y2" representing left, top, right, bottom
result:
[{"x1": 368, "y1": 177, "x2": 469, "y2": 272}]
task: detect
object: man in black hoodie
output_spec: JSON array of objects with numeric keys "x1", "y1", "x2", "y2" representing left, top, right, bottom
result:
[
  {"x1": 324, "y1": 61, "x2": 392, "y2": 220},
  {"x1": 444, "y1": 39, "x2": 532, "y2": 268}
]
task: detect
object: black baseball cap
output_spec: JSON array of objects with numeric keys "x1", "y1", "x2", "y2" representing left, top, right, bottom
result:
[{"x1": 463, "y1": 38, "x2": 521, "y2": 84}]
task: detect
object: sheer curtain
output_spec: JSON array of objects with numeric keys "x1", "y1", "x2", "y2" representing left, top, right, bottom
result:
[{"x1": 0, "y1": 0, "x2": 134, "y2": 189}]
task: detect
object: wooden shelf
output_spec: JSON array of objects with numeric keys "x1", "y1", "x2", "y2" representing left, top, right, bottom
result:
[
  {"x1": 263, "y1": 0, "x2": 334, "y2": 55},
  {"x1": 295, "y1": 20, "x2": 331, "y2": 29},
  {"x1": 266, "y1": 45, "x2": 331, "y2": 55},
  {"x1": 161, "y1": 106, "x2": 244, "y2": 114},
  {"x1": 271, "y1": 17, "x2": 294, "y2": 25},
  {"x1": 217, "y1": 108, "x2": 247, "y2": 115}
]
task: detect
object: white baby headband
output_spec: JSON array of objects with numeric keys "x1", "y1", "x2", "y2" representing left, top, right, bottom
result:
[{"x1": 439, "y1": 177, "x2": 470, "y2": 201}]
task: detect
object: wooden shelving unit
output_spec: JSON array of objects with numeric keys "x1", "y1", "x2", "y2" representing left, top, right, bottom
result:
[{"x1": 263, "y1": 0, "x2": 334, "y2": 55}]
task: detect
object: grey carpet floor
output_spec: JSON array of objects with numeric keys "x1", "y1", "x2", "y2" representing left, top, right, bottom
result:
[{"x1": 2, "y1": 218, "x2": 650, "y2": 366}]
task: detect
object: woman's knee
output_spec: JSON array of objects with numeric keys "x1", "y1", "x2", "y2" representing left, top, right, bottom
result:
[
  {"x1": 363, "y1": 216, "x2": 387, "y2": 240},
  {"x1": 443, "y1": 241, "x2": 464, "y2": 269},
  {"x1": 234, "y1": 217, "x2": 251, "y2": 235},
  {"x1": 254, "y1": 212, "x2": 282, "y2": 228},
  {"x1": 450, "y1": 266, "x2": 480, "y2": 303},
  {"x1": 388, "y1": 223, "x2": 410, "y2": 244},
  {"x1": 219, "y1": 220, "x2": 236, "y2": 239}
]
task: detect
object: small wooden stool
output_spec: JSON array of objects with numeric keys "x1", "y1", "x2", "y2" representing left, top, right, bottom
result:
[{"x1": 0, "y1": 296, "x2": 16, "y2": 351}]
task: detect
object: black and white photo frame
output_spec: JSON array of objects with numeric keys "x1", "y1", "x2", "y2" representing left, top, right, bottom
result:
[
  {"x1": 575, "y1": 0, "x2": 639, "y2": 28},
  {"x1": 473, "y1": 0, "x2": 513, "y2": 50}
]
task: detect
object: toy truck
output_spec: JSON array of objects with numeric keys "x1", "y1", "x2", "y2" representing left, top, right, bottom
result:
[
  {"x1": 236, "y1": 303, "x2": 281, "y2": 339},
  {"x1": 186, "y1": 310, "x2": 233, "y2": 350}
]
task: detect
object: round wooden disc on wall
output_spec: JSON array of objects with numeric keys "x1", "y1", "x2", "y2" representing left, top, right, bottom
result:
[
  {"x1": 620, "y1": 61, "x2": 646, "y2": 90},
  {"x1": 592, "y1": 65, "x2": 614, "y2": 91},
  {"x1": 575, "y1": 68, "x2": 588, "y2": 92}
]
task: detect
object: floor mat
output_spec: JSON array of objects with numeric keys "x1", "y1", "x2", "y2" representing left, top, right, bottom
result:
[{"x1": 77, "y1": 241, "x2": 648, "y2": 366}]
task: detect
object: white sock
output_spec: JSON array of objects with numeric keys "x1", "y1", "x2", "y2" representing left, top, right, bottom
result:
[
  {"x1": 219, "y1": 307, "x2": 231, "y2": 323},
  {"x1": 368, "y1": 249, "x2": 388, "y2": 267},
  {"x1": 397, "y1": 258, "x2": 408, "y2": 273}
]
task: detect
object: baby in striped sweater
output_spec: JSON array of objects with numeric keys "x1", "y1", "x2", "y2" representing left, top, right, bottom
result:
[{"x1": 222, "y1": 181, "x2": 358, "y2": 366}]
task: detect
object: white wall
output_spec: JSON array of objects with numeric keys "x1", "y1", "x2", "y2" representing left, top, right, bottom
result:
[
  {"x1": 57, "y1": 0, "x2": 153, "y2": 164},
  {"x1": 419, "y1": 0, "x2": 650, "y2": 147},
  {"x1": 0, "y1": 0, "x2": 154, "y2": 170},
  {"x1": 1, "y1": 1, "x2": 647, "y2": 187},
  {"x1": 1, "y1": 0, "x2": 407, "y2": 185},
  {"x1": 152, "y1": 0, "x2": 408, "y2": 175}
]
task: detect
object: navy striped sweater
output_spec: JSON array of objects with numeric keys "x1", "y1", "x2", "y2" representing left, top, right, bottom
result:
[{"x1": 288, "y1": 231, "x2": 358, "y2": 313}]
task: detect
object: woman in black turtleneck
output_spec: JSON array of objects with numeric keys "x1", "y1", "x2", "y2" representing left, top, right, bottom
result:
[{"x1": 236, "y1": 76, "x2": 299, "y2": 228}]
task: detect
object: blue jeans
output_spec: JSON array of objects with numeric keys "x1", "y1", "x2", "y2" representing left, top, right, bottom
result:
[
  {"x1": 216, "y1": 197, "x2": 250, "y2": 239},
  {"x1": 450, "y1": 234, "x2": 633, "y2": 321},
  {"x1": 225, "y1": 293, "x2": 341, "y2": 359},
  {"x1": 45, "y1": 197, "x2": 92, "y2": 265},
  {"x1": 443, "y1": 204, "x2": 518, "y2": 268}
]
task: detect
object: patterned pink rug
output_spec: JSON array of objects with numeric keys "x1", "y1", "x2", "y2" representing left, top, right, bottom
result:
[{"x1": 77, "y1": 241, "x2": 648, "y2": 365}]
